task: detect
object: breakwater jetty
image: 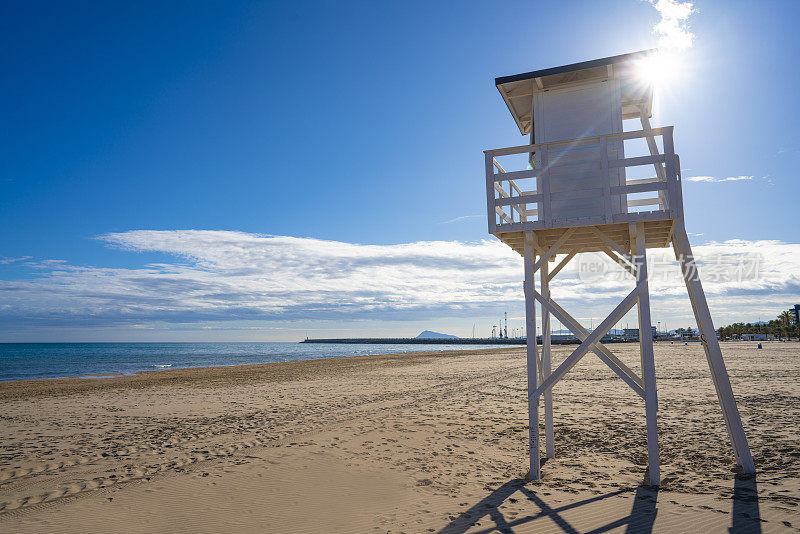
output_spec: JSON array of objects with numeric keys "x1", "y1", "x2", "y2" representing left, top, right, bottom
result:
[{"x1": 301, "y1": 337, "x2": 526, "y2": 345}]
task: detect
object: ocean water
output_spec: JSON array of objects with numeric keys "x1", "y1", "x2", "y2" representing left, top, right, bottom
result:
[{"x1": 0, "y1": 342, "x2": 500, "y2": 382}]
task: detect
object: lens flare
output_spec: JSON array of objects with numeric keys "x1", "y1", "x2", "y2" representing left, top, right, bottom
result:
[{"x1": 634, "y1": 53, "x2": 678, "y2": 87}]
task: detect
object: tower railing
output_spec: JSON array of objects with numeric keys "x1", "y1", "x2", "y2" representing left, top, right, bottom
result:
[{"x1": 484, "y1": 126, "x2": 682, "y2": 234}]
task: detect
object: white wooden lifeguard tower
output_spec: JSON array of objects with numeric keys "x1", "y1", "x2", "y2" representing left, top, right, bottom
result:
[{"x1": 484, "y1": 50, "x2": 755, "y2": 485}]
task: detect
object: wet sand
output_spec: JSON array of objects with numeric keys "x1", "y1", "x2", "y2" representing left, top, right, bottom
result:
[{"x1": 1, "y1": 341, "x2": 798, "y2": 533}]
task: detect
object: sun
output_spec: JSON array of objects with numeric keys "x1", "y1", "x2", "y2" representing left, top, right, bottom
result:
[{"x1": 634, "y1": 53, "x2": 679, "y2": 87}]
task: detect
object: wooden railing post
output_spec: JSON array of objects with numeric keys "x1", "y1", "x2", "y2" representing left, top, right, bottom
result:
[
  {"x1": 540, "y1": 146, "x2": 552, "y2": 228},
  {"x1": 662, "y1": 127, "x2": 677, "y2": 218},
  {"x1": 673, "y1": 154, "x2": 685, "y2": 218},
  {"x1": 485, "y1": 152, "x2": 498, "y2": 234},
  {"x1": 600, "y1": 136, "x2": 612, "y2": 222},
  {"x1": 508, "y1": 179, "x2": 514, "y2": 223}
]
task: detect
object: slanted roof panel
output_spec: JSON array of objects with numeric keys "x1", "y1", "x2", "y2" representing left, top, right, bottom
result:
[
  {"x1": 495, "y1": 49, "x2": 656, "y2": 135},
  {"x1": 495, "y1": 49, "x2": 656, "y2": 87}
]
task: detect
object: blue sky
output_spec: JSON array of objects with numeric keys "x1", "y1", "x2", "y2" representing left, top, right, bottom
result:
[{"x1": 1, "y1": 0, "x2": 799, "y2": 341}]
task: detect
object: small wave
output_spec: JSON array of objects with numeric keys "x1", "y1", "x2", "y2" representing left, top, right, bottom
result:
[{"x1": 153, "y1": 364, "x2": 173, "y2": 368}]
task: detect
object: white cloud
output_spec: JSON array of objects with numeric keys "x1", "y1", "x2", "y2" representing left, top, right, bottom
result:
[
  {"x1": 0, "y1": 231, "x2": 523, "y2": 326},
  {"x1": 649, "y1": 0, "x2": 695, "y2": 51},
  {"x1": 1, "y1": 231, "x2": 798, "y2": 331},
  {"x1": 686, "y1": 175, "x2": 753, "y2": 183}
]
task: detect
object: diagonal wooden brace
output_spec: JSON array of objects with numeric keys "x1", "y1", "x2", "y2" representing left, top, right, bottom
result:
[
  {"x1": 601, "y1": 247, "x2": 637, "y2": 278},
  {"x1": 533, "y1": 228, "x2": 576, "y2": 273},
  {"x1": 532, "y1": 293, "x2": 645, "y2": 398},
  {"x1": 547, "y1": 251, "x2": 576, "y2": 282},
  {"x1": 590, "y1": 226, "x2": 636, "y2": 270},
  {"x1": 531, "y1": 280, "x2": 646, "y2": 400}
]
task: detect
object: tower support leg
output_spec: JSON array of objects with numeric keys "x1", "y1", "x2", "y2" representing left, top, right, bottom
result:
[
  {"x1": 672, "y1": 222, "x2": 755, "y2": 473},
  {"x1": 523, "y1": 232, "x2": 541, "y2": 480},
  {"x1": 541, "y1": 260, "x2": 555, "y2": 458},
  {"x1": 631, "y1": 223, "x2": 660, "y2": 485},
  {"x1": 676, "y1": 246, "x2": 740, "y2": 466}
]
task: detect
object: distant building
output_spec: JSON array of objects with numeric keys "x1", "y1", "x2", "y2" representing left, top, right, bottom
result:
[
  {"x1": 741, "y1": 333, "x2": 774, "y2": 341},
  {"x1": 623, "y1": 327, "x2": 656, "y2": 341}
]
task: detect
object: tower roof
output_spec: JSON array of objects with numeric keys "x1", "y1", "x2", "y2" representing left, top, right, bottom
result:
[{"x1": 495, "y1": 49, "x2": 656, "y2": 135}]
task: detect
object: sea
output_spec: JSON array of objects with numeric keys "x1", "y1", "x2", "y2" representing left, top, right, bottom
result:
[{"x1": 0, "y1": 342, "x2": 500, "y2": 382}]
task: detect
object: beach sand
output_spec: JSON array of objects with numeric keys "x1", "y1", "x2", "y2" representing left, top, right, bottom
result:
[{"x1": 0, "y1": 341, "x2": 798, "y2": 533}]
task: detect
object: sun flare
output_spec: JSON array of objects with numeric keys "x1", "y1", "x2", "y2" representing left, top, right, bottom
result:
[{"x1": 634, "y1": 53, "x2": 679, "y2": 87}]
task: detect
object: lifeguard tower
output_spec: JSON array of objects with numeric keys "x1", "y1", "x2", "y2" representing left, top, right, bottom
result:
[{"x1": 484, "y1": 50, "x2": 754, "y2": 484}]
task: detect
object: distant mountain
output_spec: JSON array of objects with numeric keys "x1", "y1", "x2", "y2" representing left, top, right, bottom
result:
[{"x1": 416, "y1": 330, "x2": 459, "y2": 339}]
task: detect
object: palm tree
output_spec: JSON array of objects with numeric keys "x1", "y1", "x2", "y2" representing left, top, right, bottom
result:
[{"x1": 779, "y1": 310, "x2": 793, "y2": 340}]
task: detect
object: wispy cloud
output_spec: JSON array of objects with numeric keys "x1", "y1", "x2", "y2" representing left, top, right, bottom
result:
[
  {"x1": 686, "y1": 175, "x2": 753, "y2": 183},
  {"x1": 649, "y1": 0, "x2": 695, "y2": 50},
  {"x1": 1, "y1": 231, "x2": 798, "y2": 332},
  {"x1": 0, "y1": 256, "x2": 32, "y2": 265},
  {"x1": 439, "y1": 214, "x2": 483, "y2": 225}
]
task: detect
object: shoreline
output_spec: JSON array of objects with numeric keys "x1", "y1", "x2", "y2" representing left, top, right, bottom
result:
[
  {"x1": 0, "y1": 346, "x2": 512, "y2": 399},
  {"x1": 0, "y1": 342, "x2": 509, "y2": 385}
]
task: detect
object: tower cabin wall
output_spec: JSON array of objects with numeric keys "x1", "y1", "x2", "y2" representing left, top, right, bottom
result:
[{"x1": 531, "y1": 77, "x2": 626, "y2": 222}]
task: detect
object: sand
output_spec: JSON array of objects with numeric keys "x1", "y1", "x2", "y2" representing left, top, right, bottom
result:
[{"x1": 0, "y1": 341, "x2": 798, "y2": 533}]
